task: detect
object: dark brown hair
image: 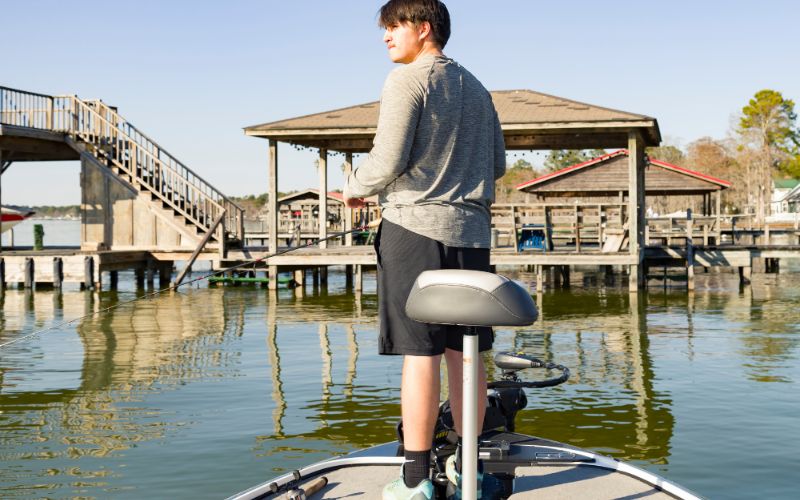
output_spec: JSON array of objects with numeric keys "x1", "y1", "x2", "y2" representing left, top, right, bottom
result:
[{"x1": 378, "y1": 0, "x2": 451, "y2": 49}]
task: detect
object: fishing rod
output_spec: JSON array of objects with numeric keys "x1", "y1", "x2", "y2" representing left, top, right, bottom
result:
[{"x1": 0, "y1": 224, "x2": 371, "y2": 350}]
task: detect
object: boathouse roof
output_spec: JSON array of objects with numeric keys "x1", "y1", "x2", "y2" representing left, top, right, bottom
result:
[
  {"x1": 516, "y1": 150, "x2": 732, "y2": 197},
  {"x1": 244, "y1": 89, "x2": 662, "y2": 151}
]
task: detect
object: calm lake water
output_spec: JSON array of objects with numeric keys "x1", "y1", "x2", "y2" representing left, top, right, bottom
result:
[{"x1": 1, "y1": 221, "x2": 798, "y2": 499}]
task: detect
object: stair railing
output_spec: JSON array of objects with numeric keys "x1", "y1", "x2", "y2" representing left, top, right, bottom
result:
[{"x1": 0, "y1": 86, "x2": 245, "y2": 243}]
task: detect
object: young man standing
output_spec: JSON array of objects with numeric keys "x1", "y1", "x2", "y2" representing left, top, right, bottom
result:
[{"x1": 344, "y1": 1, "x2": 505, "y2": 498}]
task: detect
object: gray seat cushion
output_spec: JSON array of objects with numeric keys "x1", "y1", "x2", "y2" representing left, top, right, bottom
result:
[{"x1": 405, "y1": 270, "x2": 538, "y2": 327}]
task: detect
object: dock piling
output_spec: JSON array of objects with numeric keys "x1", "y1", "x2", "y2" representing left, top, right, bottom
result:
[
  {"x1": 24, "y1": 257, "x2": 34, "y2": 289},
  {"x1": 268, "y1": 265, "x2": 278, "y2": 291},
  {"x1": 354, "y1": 265, "x2": 363, "y2": 292},
  {"x1": 135, "y1": 268, "x2": 145, "y2": 289},
  {"x1": 84, "y1": 256, "x2": 95, "y2": 290},
  {"x1": 53, "y1": 257, "x2": 63, "y2": 288}
]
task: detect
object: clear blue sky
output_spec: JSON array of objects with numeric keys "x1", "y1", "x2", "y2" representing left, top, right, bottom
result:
[{"x1": 3, "y1": 0, "x2": 798, "y2": 205}]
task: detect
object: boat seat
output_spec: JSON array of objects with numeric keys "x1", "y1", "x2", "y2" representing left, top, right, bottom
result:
[{"x1": 405, "y1": 270, "x2": 538, "y2": 327}]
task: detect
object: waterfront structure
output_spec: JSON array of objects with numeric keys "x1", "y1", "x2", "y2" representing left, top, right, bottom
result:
[
  {"x1": 245, "y1": 89, "x2": 661, "y2": 290},
  {"x1": 3, "y1": 84, "x2": 800, "y2": 292},
  {"x1": 0, "y1": 85, "x2": 243, "y2": 288},
  {"x1": 246, "y1": 189, "x2": 379, "y2": 247},
  {"x1": 512, "y1": 149, "x2": 732, "y2": 249}
]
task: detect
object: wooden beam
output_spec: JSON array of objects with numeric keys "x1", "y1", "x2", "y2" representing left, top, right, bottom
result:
[
  {"x1": 628, "y1": 131, "x2": 646, "y2": 291},
  {"x1": 172, "y1": 212, "x2": 226, "y2": 288},
  {"x1": 268, "y1": 140, "x2": 279, "y2": 290},
  {"x1": 318, "y1": 148, "x2": 328, "y2": 249},
  {"x1": 268, "y1": 140, "x2": 279, "y2": 254}
]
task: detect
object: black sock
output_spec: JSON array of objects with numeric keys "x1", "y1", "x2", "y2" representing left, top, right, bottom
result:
[{"x1": 403, "y1": 449, "x2": 431, "y2": 488}]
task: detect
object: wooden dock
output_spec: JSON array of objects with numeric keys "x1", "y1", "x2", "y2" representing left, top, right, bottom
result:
[
  {"x1": 4, "y1": 85, "x2": 800, "y2": 294},
  {"x1": 4, "y1": 217, "x2": 800, "y2": 292}
]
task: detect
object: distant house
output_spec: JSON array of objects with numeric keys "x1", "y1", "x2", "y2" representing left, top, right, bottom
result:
[{"x1": 771, "y1": 179, "x2": 800, "y2": 214}]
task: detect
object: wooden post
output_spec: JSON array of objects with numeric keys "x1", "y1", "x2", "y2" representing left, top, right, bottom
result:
[
  {"x1": 598, "y1": 204, "x2": 605, "y2": 248},
  {"x1": 159, "y1": 263, "x2": 172, "y2": 287},
  {"x1": 134, "y1": 268, "x2": 144, "y2": 288},
  {"x1": 312, "y1": 267, "x2": 320, "y2": 288},
  {"x1": 293, "y1": 269, "x2": 305, "y2": 296},
  {"x1": 544, "y1": 206, "x2": 553, "y2": 251},
  {"x1": 739, "y1": 265, "x2": 752, "y2": 285},
  {"x1": 344, "y1": 152, "x2": 353, "y2": 246},
  {"x1": 574, "y1": 204, "x2": 581, "y2": 253},
  {"x1": 628, "y1": 131, "x2": 645, "y2": 291},
  {"x1": 355, "y1": 264, "x2": 363, "y2": 292},
  {"x1": 146, "y1": 259, "x2": 155, "y2": 288},
  {"x1": 686, "y1": 208, "x2": 695, "y2": 291},
  {"x1": 318, "y1": 148, "x2": 329, "y2": 249},
  {"x1": 24, "y1": 257, "x2": 34, "y2": 289},
  {"x1": 268, "y1": 140, "x2": 279, "y2": 290},
  {"x1": 84, "y1": 256, "x2": 95, "y2": 290},
  {"x1": 764, "y1": 224, "x2": 770, "y2": 245},
  {"x1": 345, "y1": 265, "x2": 354, "y2": 289},
  {"x1": 0, "y1": 258, "x2": 5, "y2": 290},
  {"x1": 53, "y1": 257, "x2": 63, "y2": 288},
  {"x1": 716, "y1": 191, "x2": 722, "y2": 243},
  {"x1": 110, "y1": 270, "x2": 119, "y2": 289},
  {"x1": 320, "y1": 265, "x2": 328, "y2": 286},
  {"x1": 536, "y1": 264, "x2": 543, "y2": 293},
  {"x1": 511, "y1": 204, "x2": 519, "y2": 253}
]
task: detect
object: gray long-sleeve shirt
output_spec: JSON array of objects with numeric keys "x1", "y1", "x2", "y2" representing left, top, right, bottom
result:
[{"x1": 344, "y1": 54, "x2": 505, "y2": 248}]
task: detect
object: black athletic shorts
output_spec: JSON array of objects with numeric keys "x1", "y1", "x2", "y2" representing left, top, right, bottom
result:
[{"x1": 375, "y1": 219, "x2": 494, "y2": 356}]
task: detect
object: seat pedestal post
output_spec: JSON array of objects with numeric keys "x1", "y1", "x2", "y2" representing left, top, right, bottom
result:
[{"x1": 462, "y1": 326, "x2": 479, "y2": 500}]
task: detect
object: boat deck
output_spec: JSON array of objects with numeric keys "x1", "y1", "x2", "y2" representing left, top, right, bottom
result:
[
  {"x1": 231, "y1": 436, "x2": 696, "y2": 500},
  {"x1": 283, "y1": 463, "x2": 675, "y2": 499}
]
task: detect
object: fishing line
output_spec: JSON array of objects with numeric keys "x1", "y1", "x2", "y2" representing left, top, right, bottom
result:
[{"x1": 0, "y1": 225, "x2": 370, "y2": 350}]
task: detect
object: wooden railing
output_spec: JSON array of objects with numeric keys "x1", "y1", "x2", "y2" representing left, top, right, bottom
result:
[
  {"x1": 492, "y1": 203, "x2": 628, "y2": 252},
  {"x1": 0, "y1": 86, "x2": 245, "y2": 243}
]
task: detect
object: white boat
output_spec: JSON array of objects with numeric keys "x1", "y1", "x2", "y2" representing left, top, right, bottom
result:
[
  {"x1": 229, "y1": 271, "x2": 702, "y2": 500},
  {"x1": 1, "y1": 206, "x2": 35, "y2": 233}
]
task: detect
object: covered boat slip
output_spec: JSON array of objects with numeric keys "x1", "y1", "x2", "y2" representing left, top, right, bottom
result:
[
  {"x1": 245, "y1": 89, "x2": 662, "y2": 291},
  {"x1": 230, "y1": 437, "x2": 687, "y2": 500}
]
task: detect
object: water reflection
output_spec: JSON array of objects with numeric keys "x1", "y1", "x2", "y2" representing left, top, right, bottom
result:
[
  {"x1": 0, "y1": 288, "x2": 234, "y2": 495},
  {"x1": 1, "y1": 269, "x2": 798, "y2": 498}
]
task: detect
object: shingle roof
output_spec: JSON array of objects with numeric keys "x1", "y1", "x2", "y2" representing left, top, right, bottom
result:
[
  {"x1": 246, "y1": 90, "x2": 653, "y2": 132},
  {"x1": 244, "y1": 89, "x2": 661, "y2": 150}
]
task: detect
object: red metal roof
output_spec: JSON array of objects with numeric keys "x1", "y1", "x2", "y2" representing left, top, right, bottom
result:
[{"x1": 514, "y1": 150, "x2": 732, "y2": 191}]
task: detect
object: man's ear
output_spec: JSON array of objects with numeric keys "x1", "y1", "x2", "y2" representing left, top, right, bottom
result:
[{"x1": 417, "y1": 20, "x2": 433, "y2": 41}]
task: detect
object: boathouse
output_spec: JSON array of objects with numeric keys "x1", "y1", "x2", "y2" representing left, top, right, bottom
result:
[
  {"x1": 511, "y1": 150, "x2": 732, "y2": 250},
  {"x1": 245, "y1": 89, "x2": 662, "y2": 290},
  {"x1": 274, "y1": 189, "x2": 378, "y2": 245}
]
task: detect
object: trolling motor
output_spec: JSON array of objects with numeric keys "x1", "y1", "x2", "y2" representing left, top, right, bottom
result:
[
  {"x1": 395, "y1": 350, "x2": 570, "y2": 498},
  {"x1": 404, "y1": 270, "x2": 568, "y2": 500}
]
